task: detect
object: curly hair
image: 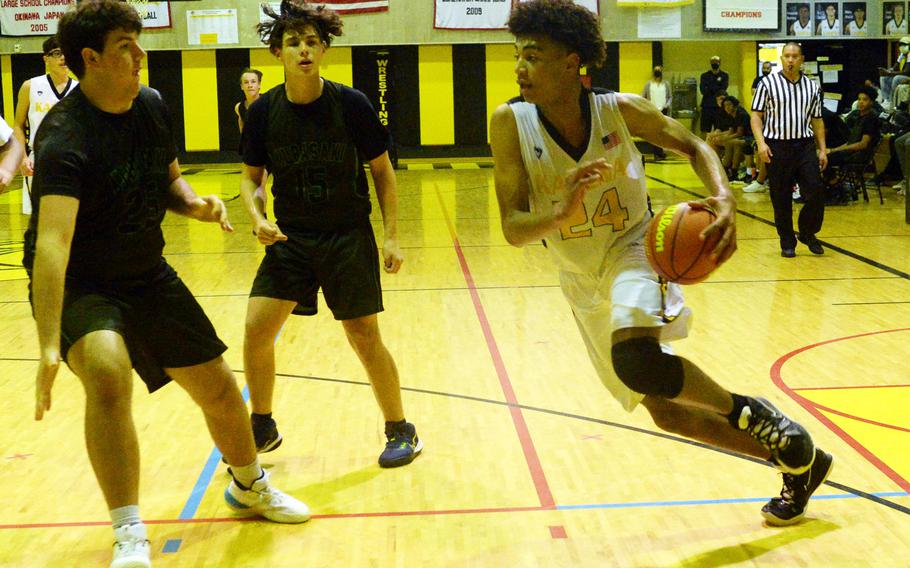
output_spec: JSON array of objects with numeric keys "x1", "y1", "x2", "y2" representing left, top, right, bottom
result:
[
  {"x1": 507, "y1": 0, "x2": 605, "y2": 69},
  {"x1": 56, "y1": 0, "x2": 142, "y2": 79},
  {"x1": 857, "y1": 85, "x2": 878, "y2": 102},
  {"x1": 257, "y1": 0, "x2": 344, "y2": 54}
]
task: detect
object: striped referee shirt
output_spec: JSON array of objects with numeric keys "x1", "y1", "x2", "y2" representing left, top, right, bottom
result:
[{"x1": 751, "y1": 71, "x2": 822, "y2": 140}]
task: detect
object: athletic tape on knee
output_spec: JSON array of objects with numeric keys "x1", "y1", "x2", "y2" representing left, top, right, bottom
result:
[{"x1": 611, "y1": 337, "x2": 684, "y2": 398}]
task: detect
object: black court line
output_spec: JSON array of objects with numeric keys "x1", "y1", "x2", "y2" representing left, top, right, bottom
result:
[
  {"x1": 180, "y1": 168, "x2": 205, "y2": 176},
  {"x1": 269, "y1": 370, "x2": 909, "y2": 517},
  {"x1": 646, "y1": 174, "x2": 910, "y2": 281},
  {"x1": 0, "y1": 360, "x2": 906, "y2": 517}
]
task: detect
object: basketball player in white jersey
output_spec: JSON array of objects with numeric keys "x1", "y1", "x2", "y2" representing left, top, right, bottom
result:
[
  {"x1": 789, "y1": 3, "x2": 813, "y2": 37},
  {"x1": 816, "y1": 3, "x2": 841, "y2": 36},
  {"x1": 12, "y1": 36, "x2": 78, "y2": 214},
  {"x1": 0, "y1": 116, "x2": 24, "y2": 194},
  {"x1": 886, "y1": 3, "x2": 908, "y2": 36},
  {"x1": 846, "y1": 5, "x2": 867, "y2": 37},
  {"x1": 491, "y1": 0, "x2": 832, "y2": 527}
]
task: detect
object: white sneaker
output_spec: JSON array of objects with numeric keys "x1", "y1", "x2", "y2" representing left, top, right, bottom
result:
[
  {"x1": 111, "y1": 523, "x2": 151, "y2": 568},
  {"x1": 743, "y1": 180, "x2": 768, "y2": 193},
  {"x1": 893, "y1": 181, "x2": 907, "y2": 194},
  {"x1": 224, "y1": 469, "x2": 310, "y2": 523},
  {"x1": 792, "y1": 185, "x2": 802, "y2": 200}
]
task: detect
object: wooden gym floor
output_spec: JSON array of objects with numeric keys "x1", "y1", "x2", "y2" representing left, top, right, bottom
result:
[{"x1": 0, "y1": 158, "x2": 908, "y2": 567}]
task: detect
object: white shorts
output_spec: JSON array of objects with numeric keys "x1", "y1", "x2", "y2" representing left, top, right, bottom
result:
[{"x1": 559, "y1": 239, "x2": 692, "y2": 412}]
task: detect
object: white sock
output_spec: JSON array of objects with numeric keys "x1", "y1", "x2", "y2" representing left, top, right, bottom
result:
[
  {"x1": 110, "y1": 505, "x2": 142, "y2": 529},
  {"x1": 231, "y1": 459, "x2": 264, "y2": 488}
]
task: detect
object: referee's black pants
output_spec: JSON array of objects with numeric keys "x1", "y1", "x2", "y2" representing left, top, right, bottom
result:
[{"x1": 767, "y1": 138, "x2": 825, "y2": 250}]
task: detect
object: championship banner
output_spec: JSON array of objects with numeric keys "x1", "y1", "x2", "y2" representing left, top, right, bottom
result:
[
  {"x1": 435, "y1": 0, "x2": 598, "y2": 30},
  {"x1": 126, "y1": 1, "x2": 172, "y2": 29},
  {"x1": 703, "y1": 0, "x2": 779, "y2": 31},
  {"x1": 0, "y1": 0, "x2": 76, "y2": 37},
  {"x1": 261, "y1": 0, "x2": 387, "y2": 20}
]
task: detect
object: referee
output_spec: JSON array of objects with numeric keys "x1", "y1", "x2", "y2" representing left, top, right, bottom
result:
[{"x1": 751, "y1": 42, "x2": 826, "y2": 258}]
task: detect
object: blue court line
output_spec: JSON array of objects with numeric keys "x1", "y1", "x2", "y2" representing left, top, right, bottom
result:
[
  {"x1": 177, "y1": 385, "x2": 250, "y2": 521},
  {"x1": 162, "y1": 539, "x2": 182, "y2": 553},
  {"x1": 556, "y1": 491, "x2": 909, "y2": 511}
]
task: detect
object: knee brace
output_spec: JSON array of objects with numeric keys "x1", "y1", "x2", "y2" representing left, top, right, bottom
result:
[{"x1": 611, "y1": 336, "x2": 684, "y2": 398}]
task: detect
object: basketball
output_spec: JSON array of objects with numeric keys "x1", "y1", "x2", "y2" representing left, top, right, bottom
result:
[{"x1": 645, "y1": 203, "x2": 720, "y2": 285}]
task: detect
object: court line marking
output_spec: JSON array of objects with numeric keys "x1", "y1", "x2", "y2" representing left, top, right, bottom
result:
[
  {"x1": 771, "y1": 328, "x2": 910, "y2": 494},
  {"x1": 2, "y1": 491, "x2": 906, "y2": 531},
  {"x1": 2, "y1": 360, "x2": 908, "y2": 519},
  {"x1": 434, "y1": 182, "x2": 555, "y2": 509}
]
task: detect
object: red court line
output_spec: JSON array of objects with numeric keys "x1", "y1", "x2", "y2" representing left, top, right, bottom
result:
[
  {"x1": 794, "y1": 383, "x2": 910, "y2": 391},
  {"x1": 0, "y1": 505, "x2": 549, "y2": 531},
  {"x1": 802, "y1": 401, "x2": 910, "y2": 434},
  {"x1": 771, "y1": 328, "x2": 910, "y2": 494},
  {"x1": 434, "y1": 184, "x2": 556, "y2": 509}
]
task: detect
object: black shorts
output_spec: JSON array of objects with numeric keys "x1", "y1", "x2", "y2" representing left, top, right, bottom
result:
[
  {"x1": 250, "y1": 222, "x2": 383, "y2": 320},
  {"x1": 32, "y1": 263, "x2": 228, "y2": 393}
]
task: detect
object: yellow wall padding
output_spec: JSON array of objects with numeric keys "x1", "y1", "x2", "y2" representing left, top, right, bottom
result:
[
  {"x1": 182, "y1": 50, "x2": 220, "y2": 151},
  {"x1": 419, "y1": 45, "x2": 455, "y2": 145},
  {"x1": 485, "y1": 44, "x2": 518, "y2": 143},
  {"x1": 1, "y1": 56, "x2": 13, "y2": 128},
  {"x1": 619, "y1": 42, "x2": 652, "y2": 95}
]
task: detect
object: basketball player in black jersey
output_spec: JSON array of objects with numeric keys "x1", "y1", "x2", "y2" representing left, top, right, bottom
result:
[
  {"x1": 239, "y1": 0, "x2": 421, "y2": 468},
  {"x1": 24, "y1": 3, "x2": 309, "y2": 567}
]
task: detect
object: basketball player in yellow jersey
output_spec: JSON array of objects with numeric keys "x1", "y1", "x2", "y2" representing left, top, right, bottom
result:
[{"x1": 491, "y1": 0, "x2": 832, "y2": 526}]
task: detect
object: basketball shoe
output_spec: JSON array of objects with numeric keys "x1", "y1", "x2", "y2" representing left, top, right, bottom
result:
[
  {"x1": 251, "y1": 413, "x2": 283, "y2": 453},
  {"x1": 111, "y1": 522, "x2": 150, "y2": 568},
  {"x1": 220, "y1": 414, "x2": 282, "y2": 464},
  {"x1": 379, "y1": 421, "x2": 423, "y2": 468},
  {"x1": 762, "y1": 448, "x2": 834, "y2": 526},
  {"x1": 736, "y1": 397, "x2": 815, "y2": 474},
  {"x1": 224, "y1": 468, "x2": 310, "y2": 523}
]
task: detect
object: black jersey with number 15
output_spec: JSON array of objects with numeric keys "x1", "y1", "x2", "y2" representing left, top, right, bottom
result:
[{"x1": 243, "y1": 80, "x2": 390, "y2": 232}]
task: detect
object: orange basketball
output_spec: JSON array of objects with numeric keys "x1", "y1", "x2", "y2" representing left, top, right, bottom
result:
[{"x1": 645, "y1": 203, "x2": 720, "y2": 285}]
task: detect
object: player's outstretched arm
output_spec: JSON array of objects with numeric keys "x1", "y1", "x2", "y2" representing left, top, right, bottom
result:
[
  {"x1": 617, "y1": 93, "x2": 737, "y2": 264},
  {"x1": 369, "y1": 151, "x2": 403, "y2": 273},
  {"x1": 490, "y1": 103, "x2": 610, "y2": 247},
  {"x1": 32, "y1": 195, "x2": 78, "y2": 420},
  {"x1": 0, "y1": 134, "x2": 24, "y2": 192},
  {"x1": 165, "y1": 159, "x2": 233, "y2": 232}
]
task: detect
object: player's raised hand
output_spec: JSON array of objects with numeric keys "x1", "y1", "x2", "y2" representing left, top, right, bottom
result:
[
  {"x1": 35, "y1": 350, "x2": 61, "y2": 420},
  {"x1": 555, "y1": 158, "x2": 613, "y2": 223}
]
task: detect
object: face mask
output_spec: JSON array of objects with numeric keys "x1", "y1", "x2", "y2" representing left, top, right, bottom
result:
[
  {"x1": 654, "y1": 71, "x2": 662, "y2": 78},
  {"x1": 711, "y1": 63, "x2": 720, "y2": 70}
]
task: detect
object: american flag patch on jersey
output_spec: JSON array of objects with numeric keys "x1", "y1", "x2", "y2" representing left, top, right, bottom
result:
[
  {"x1": 602, "y1": 131, "x2": 620, "y2": 151},
  {"x1": 321, "y1": 0, "x2": 389, "y2": 14}
]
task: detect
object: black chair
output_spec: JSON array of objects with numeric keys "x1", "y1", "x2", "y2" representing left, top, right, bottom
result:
[{"x1": 828, "y1": 136, "x2": 884, "y2": 204}]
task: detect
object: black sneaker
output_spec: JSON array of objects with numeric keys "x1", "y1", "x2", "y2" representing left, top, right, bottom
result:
[
  {"x1": 221, "y1": 414, "x2": 282, "y2": 464},
  {"x1": 762, "y1": 448, "x2": 834, "y2": 526},
  {"x1": 378, "y1": 422, "x2": 423, "y2": 468},
  {"x1": 736, "y1": 397, "x2": 815, "y2": 474},
  {"x1": 797, "y1": 234, "x2": 824, "y2": 255},
  {"x1": 252, "y1": 415, "x2": 283, "y2": 453}
]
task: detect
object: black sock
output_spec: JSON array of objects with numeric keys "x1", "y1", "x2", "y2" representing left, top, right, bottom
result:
[
  {"x1": 725, "y1": 394, "x2": 750, "y2": 428},
  {"x1": 251, "y1": 412, "x2": 272, "y2": 425},
  {"x1": 385, "y1": 419, "x2": 407, "y2": 435}
]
